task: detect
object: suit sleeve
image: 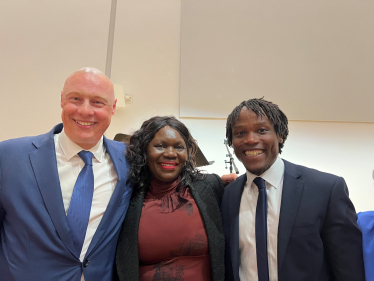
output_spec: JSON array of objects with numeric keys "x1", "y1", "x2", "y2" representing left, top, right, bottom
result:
[{"x1": 321, "y1": 177, "x2": 365, "y2": 281}]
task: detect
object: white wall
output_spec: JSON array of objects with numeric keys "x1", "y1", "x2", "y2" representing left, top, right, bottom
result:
[
  {"x1": 0, "y1": 0, "x2": 373, "y2": 212},
  {"x1": 0, "y1": 1, "x2": 110, "y2": 140},
  {"x1": 107, "y1": 0, "x2": 181, "y2": 138}
]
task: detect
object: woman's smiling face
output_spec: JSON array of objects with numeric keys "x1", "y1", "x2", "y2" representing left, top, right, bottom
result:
[{"x1": 146, "y1": 126, "x2": 187, "y2": 183}]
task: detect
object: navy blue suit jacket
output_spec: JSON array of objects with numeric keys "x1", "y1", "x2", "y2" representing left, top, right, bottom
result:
[
  {"x1": 0, "y1": 124, "x2": 133, "y2": 281},
  {"x1": 221, "y1": 159, "x2": 365, "y2": 281}
]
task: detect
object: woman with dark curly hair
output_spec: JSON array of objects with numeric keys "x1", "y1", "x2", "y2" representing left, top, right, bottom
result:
[{"x1": 116, "y1": 116, "x2": 225, "y2": 281}]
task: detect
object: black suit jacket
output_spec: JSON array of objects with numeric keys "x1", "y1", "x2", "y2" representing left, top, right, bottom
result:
[
  {"x1": 116, "y1": 174, "x2": 225, "y2": 281},
  {"x1": 221, "y1": 160, "x2": 365, "y2": 281}
]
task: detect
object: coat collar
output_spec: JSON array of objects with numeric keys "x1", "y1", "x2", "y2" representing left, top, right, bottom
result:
[
  {"x1": 29, "y1": 124, "x2": 78, "y2": 257},
  {"x1": 277, "y1": 160, "x2": 304, "y2": 270},
  {"x1": 226, "y1": 160, "x2": 305, "y2": 279},
  {"x1": 30, "y1": 124, "x2": 129, "y2": 259}
]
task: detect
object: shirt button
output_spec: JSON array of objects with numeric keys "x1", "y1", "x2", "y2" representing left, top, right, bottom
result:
[{"x1": 83, "y1": 260, "x2": 90, "y2": 267}]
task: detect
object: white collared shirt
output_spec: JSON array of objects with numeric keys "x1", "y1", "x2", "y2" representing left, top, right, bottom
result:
[
  {"x1": 54, "y1": 130, "x2": 118, "y2": 280},
  {"x1": 239, "y1": 156, "x2": 284, "y2": 281}
]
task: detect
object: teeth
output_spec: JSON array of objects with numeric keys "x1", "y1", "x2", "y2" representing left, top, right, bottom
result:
[
  {"x1": 161, "y1": 163, "x2": 176, "y2": 166},
  {"x1": 245, "y1": 150, "x2": 263, "y2": 156},
  {"x1": 76, "y1": 121, "x2": 94, "y2": 126}
]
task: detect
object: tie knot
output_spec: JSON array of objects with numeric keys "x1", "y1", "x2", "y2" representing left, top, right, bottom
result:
[
  {"x1": 253, "y1": 177, "x2": 266, "y2": 190},
  {"x1": 78, "y1": 150, "x2": 93, "y2": 166}
]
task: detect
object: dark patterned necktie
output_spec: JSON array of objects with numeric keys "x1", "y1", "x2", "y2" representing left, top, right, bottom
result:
[
  {"x1": 66, "y1": 150, "x2": 94, "y2": 255},
  {"x1": 253, "y1": 177, "x2": 269, "y2": 281}
]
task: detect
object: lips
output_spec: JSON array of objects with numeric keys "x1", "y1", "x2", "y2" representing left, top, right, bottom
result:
[
  {"x1": 159, "y1": 162, "x2": 178, "y2": 170},
  {"x1": 244, "y1": 150, "x2": 264, "y2": 157},
  {"x1": 75, "y1": 120, "x2": 95, "y2": 127}
]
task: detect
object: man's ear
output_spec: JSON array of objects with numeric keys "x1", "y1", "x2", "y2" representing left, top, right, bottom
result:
[
  {"x1": 112, "y1": 99, "x2": 117, "y2": 115},
  {"x1": 278, "y1": 135, "x2": 283, "y2": 144}
]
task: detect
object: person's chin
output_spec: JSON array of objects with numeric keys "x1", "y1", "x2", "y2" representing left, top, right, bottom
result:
[{"x1": 245, "y1": 163, "x2": 269, "y2": 176}]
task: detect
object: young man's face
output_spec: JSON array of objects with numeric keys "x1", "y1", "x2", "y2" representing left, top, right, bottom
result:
[{"x1": 231, "y1": 107, "x2": 283, "y2": 175}]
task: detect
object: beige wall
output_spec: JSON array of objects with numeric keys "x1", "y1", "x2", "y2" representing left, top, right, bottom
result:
[{"x1": 0, "y1": 0, "x2": 373, "y2": 211}]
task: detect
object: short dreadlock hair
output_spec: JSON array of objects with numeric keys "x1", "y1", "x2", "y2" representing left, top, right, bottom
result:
[{"x1": 226, "y1": 98, "x2": 289, "y2": 153}]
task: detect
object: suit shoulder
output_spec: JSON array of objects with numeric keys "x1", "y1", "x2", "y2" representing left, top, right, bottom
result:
[
  {"x1": 200, "y1": 173, "x2": 220, "y2": 183},
  {"x1": 193, "y1": 173, "x2": 224, "y2": 197},
  {"x1": 106, "y1": 139, "x2": 126, "y2": 149},
  {"x1": 357, "y1": 211, "x2": 374, "y2": 225},
  {"x1": 0, "y1": 134, "x2": 43, "y2": 151},
  {"x1": 284, "y1": 160, "x2": 344, "y2": 186},
  {"x1": 193, "y1": 173, "x2": 223, "y2": 189},
  {"x1": 225, "y1": 173, "x2": 246, "y2": 188}
]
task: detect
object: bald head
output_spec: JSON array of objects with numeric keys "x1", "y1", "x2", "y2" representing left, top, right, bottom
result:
[
  {"x1": 60, "y1": 67, "x2": 117, "y2": 149},
  {"x1": 62, "y1": 67, "x2": 115, "y2": 104}
]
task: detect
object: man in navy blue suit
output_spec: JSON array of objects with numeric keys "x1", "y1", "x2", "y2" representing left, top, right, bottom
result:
[
  {"x1": 0, "y1": 68, "x2": 132, "y2": 280},
  {"x1": 221, "y1": 98, "x2": 365, "y2": 281}
]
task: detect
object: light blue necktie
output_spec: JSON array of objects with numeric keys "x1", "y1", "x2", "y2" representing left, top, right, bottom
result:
[
  {"x1": 253, "y1": 177, "x2": 269, "y2": 281},
  {"x1": 66, "y1": 150, "x2": 94, "y2": 255}
]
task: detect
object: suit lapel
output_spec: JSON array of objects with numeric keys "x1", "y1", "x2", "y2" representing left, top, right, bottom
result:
[
  {"x1": 277, "y1": 160, "x2": 304, "y2": 270},
  {"x1": 86, "y1": 137, "x2": 127, "y2": 256},
  {"x1": 29, "y1": 124, "x2": 78, "y2": 258},
  {"x1": 228, "y1": 174, "x2": 247, "y2": 281}
]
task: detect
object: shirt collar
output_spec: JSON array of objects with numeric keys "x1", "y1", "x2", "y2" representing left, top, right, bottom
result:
[
  {"x1": 245, "y1": 155, "x2": 284, "y2": 189},
  {"x1": 57, "y1": 129, "x2": 105, "y2": 162}
]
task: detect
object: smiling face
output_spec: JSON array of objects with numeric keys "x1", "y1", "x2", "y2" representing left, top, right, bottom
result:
[
  {"x1": 232, "y1": 107, "x2": 283, "y2": 175},
  {"x1": 146, "y1": 126, "x2": 187, "y2": 183},
  {"x1": 60, "y1": 69, "x2": 116, "y2": 149}
]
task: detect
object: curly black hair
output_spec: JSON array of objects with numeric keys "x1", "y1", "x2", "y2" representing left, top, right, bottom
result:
[
  {"x1": 226, "y1": 98, "x2": 289, "y2": 153},
  {"x1": 126, "y1": 116, "x2": 203, "y2": 193}
]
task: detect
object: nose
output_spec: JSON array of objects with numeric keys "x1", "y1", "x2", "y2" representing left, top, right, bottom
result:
[
  {"x1": 244, "y1": 131, "x2": 260, "y2": 144},
  {"x1": 163, "y1": 147, "x2": 177, "y2": 158},
  {"x1": 77, "y1": 101, "x2": 94, "y2": 116}
]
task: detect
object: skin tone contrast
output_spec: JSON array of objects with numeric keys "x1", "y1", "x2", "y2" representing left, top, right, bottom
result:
[
  {"x1": 231, "y1": 107, "x2": 283, "y2": 176},
  {"x1": 60, "y1": 68, "x2": 117, "y2": 150},
  {"x1": 147, "y1": 126, "x2": 187, "y2": 183}
]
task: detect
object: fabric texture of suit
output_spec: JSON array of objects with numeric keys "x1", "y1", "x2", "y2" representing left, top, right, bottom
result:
[
  {"x1": 0, "y1": 124, "x2": 133, "y2": 281},
  {"x1": 357, "y1": 211, "x2": 374, "y2": 281},
  {"x1": 221, "y1": 159, "x2": 365, "y2": 281},
  {"x1": 116, "y1": 173, "x2": 225, "y2": 281}
]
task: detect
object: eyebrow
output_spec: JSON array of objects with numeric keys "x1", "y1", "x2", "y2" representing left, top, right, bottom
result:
[
  {"x1": 233, "y1": 119, "x2": 270, "y2": 128},
  {"x1": 66, "y1": 92, "x2": 110, "y2": 103}
]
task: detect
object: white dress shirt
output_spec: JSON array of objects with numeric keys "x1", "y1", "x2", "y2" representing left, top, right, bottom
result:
[
  {"x1": 239, "y1": 156, "x2": 284, "y2": 281},
  {"x1": 54, "y1": 130, "x2": 118, "y2": 280}
]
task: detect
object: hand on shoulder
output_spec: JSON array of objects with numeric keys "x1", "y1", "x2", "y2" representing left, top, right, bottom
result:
[{"x1": 221, "y1": 173, "x2": 238, "y2": 186}]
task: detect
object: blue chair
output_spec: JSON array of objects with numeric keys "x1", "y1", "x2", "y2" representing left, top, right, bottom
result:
[{"x1": 357, "y1": 211, "x2": 374, "y2": 281}]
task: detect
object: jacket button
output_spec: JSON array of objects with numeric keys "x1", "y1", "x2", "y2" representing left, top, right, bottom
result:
[{"x1": 83, "y1": 260, "x2": 90, "y2": 267}]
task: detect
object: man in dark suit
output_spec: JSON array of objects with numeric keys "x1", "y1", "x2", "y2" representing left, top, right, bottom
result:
[
  {"x1": 221, "y1": 98, "x2": 365, "y2": 281},
  {"x1": 0, "y1": 68, "x2": 132, "y2": 280}
]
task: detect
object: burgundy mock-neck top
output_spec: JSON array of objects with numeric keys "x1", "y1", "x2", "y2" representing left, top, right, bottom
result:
[{"x1": 138, "y1": 177, "x2": 212, "y2": 281}]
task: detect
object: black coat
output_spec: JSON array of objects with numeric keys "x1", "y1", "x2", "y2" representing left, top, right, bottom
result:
[
  {"x1": 116, "y1": 174, "x2": 225, "y2": 281},
  {"x1": 222, "y1": 160, "x2": 365, "y2": 281}
]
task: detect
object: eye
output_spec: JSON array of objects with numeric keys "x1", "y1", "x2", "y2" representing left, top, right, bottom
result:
[
  {"x1": 92, "y1": 100, "x2": 105, "y2": 107},
  {"x1": 258, "y1": 128, "x2": 268, "y2": 134},
  {"x1": 175, "y1": 145, "x2": 185, "y2": 152},
  {"x1": 234, "y1": 131, "x2": 245, "y2": 136},
  {"x1": 154, "y1": 144, "x2": 165, "y2": 151}
]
